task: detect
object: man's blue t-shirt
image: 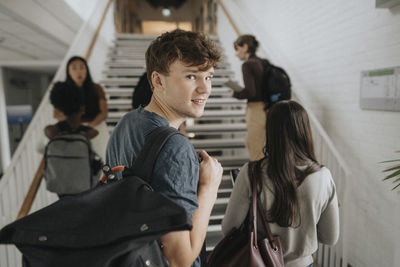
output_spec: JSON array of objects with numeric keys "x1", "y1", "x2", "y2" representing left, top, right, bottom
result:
[{"x1": 105, "y1": 106, "x2": 200, "y2": 267}]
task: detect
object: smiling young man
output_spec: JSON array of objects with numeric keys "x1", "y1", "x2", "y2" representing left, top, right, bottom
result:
[{"x1": 106, "y1": 30, "x2": 222, "y2": 267}]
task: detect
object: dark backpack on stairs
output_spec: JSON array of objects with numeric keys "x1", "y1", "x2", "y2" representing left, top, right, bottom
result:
[
  {"x1": 262, "y1": 60, "x2": 291, "y2": 108},
  {"x1": 0, "y1": 126, "x2": 191, "y2": 267}
]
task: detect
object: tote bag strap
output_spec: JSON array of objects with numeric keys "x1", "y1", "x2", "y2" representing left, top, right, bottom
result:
[
  {"x1": 248, "y1": 161, "x2": 275, "y2": 243},
  {"x1": 248, "y1": 161, "x2": 259, "y2": 247}
]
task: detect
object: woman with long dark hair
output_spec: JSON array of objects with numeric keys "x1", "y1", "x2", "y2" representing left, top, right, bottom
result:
[
  {"x1": 54, "y1": 56, "x2": 109, "y2": 160},
  {"x1": 222, "y1": 100, "x2": 339, "y2": 267}
]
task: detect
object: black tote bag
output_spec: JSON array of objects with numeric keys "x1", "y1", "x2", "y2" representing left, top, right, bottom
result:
[{"x1": 0, "y1": 127, "x2": 192, "y2": 267}]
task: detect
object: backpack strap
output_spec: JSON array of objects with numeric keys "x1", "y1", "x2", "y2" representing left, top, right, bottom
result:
[{"x1": 123, "y1": 126, "x2": 181, "y2": 184}]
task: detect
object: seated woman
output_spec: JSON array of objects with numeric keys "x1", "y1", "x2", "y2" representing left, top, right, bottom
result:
[
  {"x1": 54, "y1": 56, "x2": 109, "y2": 160},
  {"x1": 222, "y1": 100, "x2": 340, "y2": 267},
  {"x1": 46, "y1": 82, "x2": 98, "y2": 140},
  {"x1": 45, "y1": 82, "x2": 100, "y2": 198}
]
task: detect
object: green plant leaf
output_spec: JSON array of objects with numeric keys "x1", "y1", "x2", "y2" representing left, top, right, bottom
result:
[
  {"x1": 391, "y1": 177, "x2": 400, "y2": 184},
  {"x1": 382, "y1": 165, "x2": 400, "y2": 172},
  {"x1": 380, "y1": 152, "x2": 400, "y2": 191},
  {"x1": 382, "y1": 169, "x2": 400, "y2": 181},
  {"x1": 380, "y1": 159, "x2": 400, "y2": 163},
  {"x1": 391, "y1": 180, "x2": 400, "y2": 190}
]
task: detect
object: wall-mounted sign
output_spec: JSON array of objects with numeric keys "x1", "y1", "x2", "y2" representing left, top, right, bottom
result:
[{"x1": 360, "y1": 66, "x2": 400, "y2": 111}]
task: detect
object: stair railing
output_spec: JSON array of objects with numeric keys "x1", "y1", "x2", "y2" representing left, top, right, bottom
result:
[
  {"x1": 217, "y1": 1, "x2": 351, "y2": 266},
  {"x1": 0, "y1": 1, "x2": 113, "y2": 266}
]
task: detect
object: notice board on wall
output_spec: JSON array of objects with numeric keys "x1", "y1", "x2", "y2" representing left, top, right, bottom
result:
[{"x1": 360, "y1": 66, "x2": 400, "y2": 111}]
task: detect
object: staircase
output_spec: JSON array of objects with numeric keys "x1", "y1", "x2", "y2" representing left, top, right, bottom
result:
[{"x1": 102, "y1": 33, "x2": 249, "y2": 252}]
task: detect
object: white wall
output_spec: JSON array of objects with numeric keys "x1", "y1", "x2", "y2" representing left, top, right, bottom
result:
[
  {"x1": 54, "y1": 0, "x2": 114, "y2": 82},
  {"x1": 0, "y1": 0, "x2": 101, "y2": 62},
  {"x1": 64, "y1": 0, "x2": 99, "y2": 21},
  {"x1": 0, "y1": 0, "x2": 82, "y2": 46},
  {"x1": 219, "y1": 0, "x2": 400, "y2": 266},
  {"x1": 88, "y1": 1, "x2": 115, "y2": 82}
]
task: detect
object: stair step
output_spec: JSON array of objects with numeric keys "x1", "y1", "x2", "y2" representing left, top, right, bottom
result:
[
  {"x1": 222, "y1": 166, "x2": 243, "y2": 173},
  {"x1": 103, "y1": 68, "x2": 146, "y2": 76},
  {"x1": 217, "y1": 188, "x2": 232, "y2": 194},
  {"x1": 107, "y1": 99, "x2": 132, "y2": 108},
  {"x1": 191, "y1": 138, "x2": 245, "y2": 149},
  {"x1": 215, "y1": 155, "x2": 248, "y2": 168},
  {"x1": 211, "y1": 87, "x2": 233, "y2": 94},
  {"x1": 113, "y1": 40, "x2": 152, "y2": 45},
  {"x1": 200, "y1": 110, "x2": 246, "y2": 118},
  {"x1": 214, "y1": 198, "x2": 230, "y2": 205},
  {"x1": 115, "y1": 33, "x2": 158, "y2": 40},
  {"x1": 107, "y1": 51, "x2": 146, "y2": 58},
  {"x1": 105, "y1": 88, "x2": 134, "y2": 96},
  {"x1": 209, "y1": 214, "x2": 225, "y2": 221},
  {"x1": 206, "y1": 229, "x2": 224, "y2": 250},
  {"x1": 202, "y1": 98, "x2": 246, "y2": 107},
  {"x1": 218, "y1": 176, "x2": 233, "y2": 190},
  {"x1": 107, "y1": 111, "x2": 128, "y2": 121},
  {"x1": 207, "y1": 224, "x2": 222, "y2": 232},
  {"x1": 186, "y1": 123, "x2": 246, "y2": 133}
]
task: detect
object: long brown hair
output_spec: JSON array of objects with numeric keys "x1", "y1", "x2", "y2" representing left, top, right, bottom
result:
[
  {"x1": 66, "y1": 56, "x2": 100, "y2": 121},
  {"x1": 261, "y1": 100, "x2": 322, "y2": 227}
]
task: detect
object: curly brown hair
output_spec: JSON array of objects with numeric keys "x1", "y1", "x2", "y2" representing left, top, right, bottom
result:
[{"x1": 145, "y1": 29, "x2": 221, "y2": 89}]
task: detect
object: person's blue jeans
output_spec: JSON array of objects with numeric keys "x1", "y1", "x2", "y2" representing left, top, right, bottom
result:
[{"x1": 306, "y1": 264, "x2": 313, "y2": 267}]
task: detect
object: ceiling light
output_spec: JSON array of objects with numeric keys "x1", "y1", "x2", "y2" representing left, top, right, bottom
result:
[{"x1": 162, "y1": 8, "x2": 171, "y2": 17}]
